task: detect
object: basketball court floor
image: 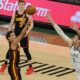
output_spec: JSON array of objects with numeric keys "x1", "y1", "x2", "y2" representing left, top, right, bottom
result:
[{"x1": 0, "y1": 34, "x2": 77, "y2": 80}]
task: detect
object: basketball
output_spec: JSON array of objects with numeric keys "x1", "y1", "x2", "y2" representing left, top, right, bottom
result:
[{"x1": 26, "y1": 5, "x2": 36, "y2": 15}]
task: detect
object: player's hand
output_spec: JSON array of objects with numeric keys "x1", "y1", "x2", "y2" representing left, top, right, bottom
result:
[{"x1": 71, "y1": 22, "x2": 78, "y2": 31}]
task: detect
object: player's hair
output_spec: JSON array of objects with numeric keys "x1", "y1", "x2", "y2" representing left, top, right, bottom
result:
[
  {"x1": 6, "y1": 31, "x2": 14, "y2": 40},
  {"x1": 18, "y1": 0, "x2": 25, "y2": 4}
]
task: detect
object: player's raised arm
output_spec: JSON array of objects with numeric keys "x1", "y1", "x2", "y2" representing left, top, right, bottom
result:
[
  {"x1": 25, "y1": 15, "x2": 33, "y2": 36},
  {"x1": 47, "y1": 13, "x2": 72, "y2": 45},
  {"x1": 8, "y1": 12, "x2": 15, "y2": 31}
]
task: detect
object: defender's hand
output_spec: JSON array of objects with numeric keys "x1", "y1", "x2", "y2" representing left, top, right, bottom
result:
[{"x1": 71, "y1": 22, "x2": 78, "y2": 31}]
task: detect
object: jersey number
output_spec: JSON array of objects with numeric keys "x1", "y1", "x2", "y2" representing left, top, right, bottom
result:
[{"x1": 19, "y1": 22, "x2": 23, "y2": 27}]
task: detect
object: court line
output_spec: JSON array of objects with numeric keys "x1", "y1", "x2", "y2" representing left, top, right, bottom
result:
[
  {"x1": 48, "y1": 68, "x2": 71, "y2": 75},
  {"x1": 34, "y1": 65, "x2": 56, "y2": 72},
  {"x1": 41, "y1": 67, "x2": 64, "y2": 74},
  {"x1": 0, "y1": 58, "x2": 75, "y2": 77},
  {"x1": 33, "y1": 64, "x2": 48, "y2": 69},
  {"x1": 56, "y1": 69, "x2": 75, "y2": 77}
]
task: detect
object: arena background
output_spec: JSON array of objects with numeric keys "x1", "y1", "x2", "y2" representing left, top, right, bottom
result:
[{"x1": 0, "y1": 0, "x2": 80, "y2": 47}]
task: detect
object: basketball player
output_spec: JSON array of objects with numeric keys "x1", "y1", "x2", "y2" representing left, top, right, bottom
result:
[
  {"x1": 6, "y1": 0, "x2": 33, "y2": 74},
  {"x1": 1, "y1": 21, "x2": 29, "y2": 80},
  {"x1": 47, "y1": 13, "x2": 80, "y2": 80}
]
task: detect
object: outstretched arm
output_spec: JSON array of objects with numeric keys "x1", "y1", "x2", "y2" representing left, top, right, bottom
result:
[
  {"x1": 25, "y1": 15, "x2": 33, "y2": 37},
  {"x1": 47, "y1": 13, "x2": 72, "y2": 45},
  {"x1": 8, "y1": 12, "x2": 15, "y2": 31}
]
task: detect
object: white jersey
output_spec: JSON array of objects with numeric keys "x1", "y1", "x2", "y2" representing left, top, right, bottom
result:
[{"x1": 70, "y1": 45, "x2": 80, "y2": 70}]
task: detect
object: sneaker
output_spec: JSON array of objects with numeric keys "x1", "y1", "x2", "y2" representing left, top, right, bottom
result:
[
  {"x1": 26, "y1": 67, "x2": 33, "y2": 75},
  {"x1": 0, "y1": 64, "x2": 7, "y2": 73}
]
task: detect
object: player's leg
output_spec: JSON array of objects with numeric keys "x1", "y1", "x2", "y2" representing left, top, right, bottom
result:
[
  {"x1": 23, "y1": 47, "x2": 32, "y2": 66},
  {"x1": 8, "y1": 67, "x2": 14, "y2": 80},
  {"x1": 17, "y1": 67, "x2": 22, "y2": 80},
  {"x1": 23, "y1": 47, "x2": 33, "y2": 75},
  {"x1": 74, "y1": 65, "x2": 80, "y2": 80},
  {"x1": 8, "y1": 66, "x2": 22, "y2": 80},
  {"x1": 76, "y1": 70, "x2": 80, "y2": 80},
  {"x1": 20, "y1": 36, "x2": 33, "y2": 74}
]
